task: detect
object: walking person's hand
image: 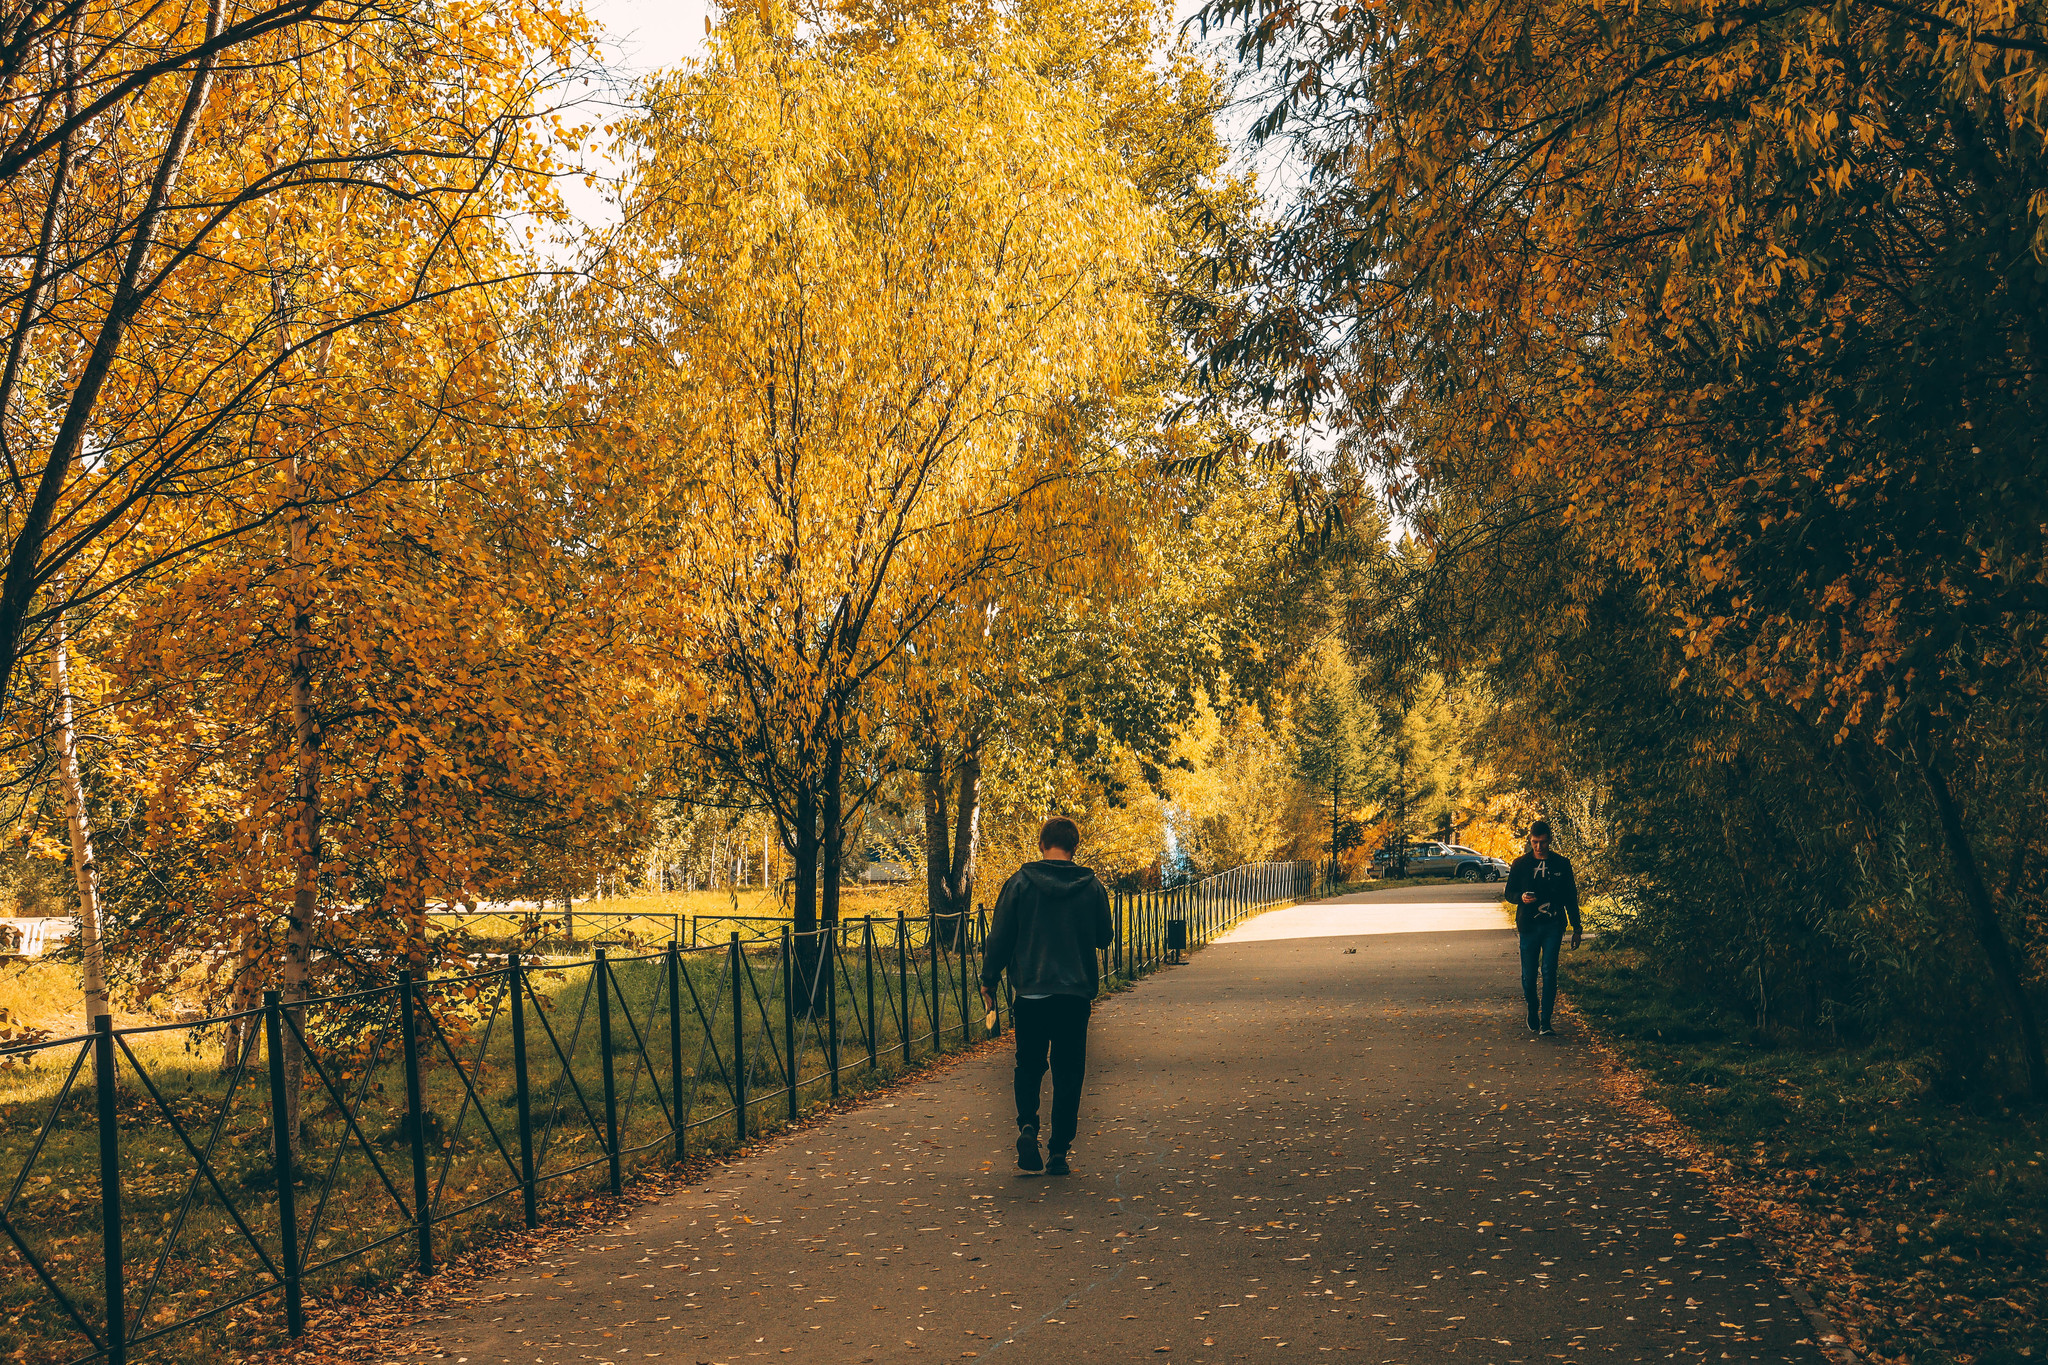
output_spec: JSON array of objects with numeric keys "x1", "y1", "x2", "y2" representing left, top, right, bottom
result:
[
  {"x1": 1521, "y1": 892, "x2": 1536, "y2": 905},
  {"x1": 1570, "y1": 928, "x2": 1582, "y2": 951}
]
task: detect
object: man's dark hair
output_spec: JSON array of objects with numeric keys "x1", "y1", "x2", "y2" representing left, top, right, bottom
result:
[
  {"x1": 1528, "y1": 820, "x2": 1553, "y2": 840},
  {"x1": 1039, "y1": 816, "x2": 1081, "y2": 854}
]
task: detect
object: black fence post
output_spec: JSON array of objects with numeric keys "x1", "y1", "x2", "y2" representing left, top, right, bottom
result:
[
  {"x1": 863, "y1": 918, "x2": 878, "y2": 1071},
  {"x1": 956, "y1": 916, "x2": 971, "y2": 1045},
  {"x1": 668, "y1": 943, "x2": 687, "y2": 1162},
  {"x1": 509, "y1": 955, "x2": 538, "y2": 1228},
  {"x1": 896, "y1": 913, "x2": 912, "y2": 1063},
  {"x1": 398, "y1": 973, "x2": 434, "y2": 1276},
  {"x1": 596, "y1": 950, "x2": 622, "y2": 1195},
  {"x1": 1116, "y1": 893, "x2": 1125, "y2": 979},
  {"x1": 92, "y1": 1015, "x2": 126, "y2": 1365},
  {"x1": 927, "y1": 910, "x2": 943, "y2": 1051},
  {"x1": 261, "y1": 992, "x2": 304, "y2": 1338},
  {"x1": 781, "y1": 927, "x2": 799, "y2": 1123},
  {"x1": 826, "y1": 927, "x2": 841, "y2": 1099},
  {"x1": 731, "y1": 934, "x2": 747, "y2": 1143},
  {"x1": 1126, "y1": 891, "x2": 1134, "y2": 974}
]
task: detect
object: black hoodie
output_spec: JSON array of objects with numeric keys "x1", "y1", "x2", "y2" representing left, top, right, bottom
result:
[
  {"x1": 979, "y1": 859, "x2": 1115, "y2": 999},
  {"x1": 1503, "y1": 852, "x2": 1581, "y2": 934}
]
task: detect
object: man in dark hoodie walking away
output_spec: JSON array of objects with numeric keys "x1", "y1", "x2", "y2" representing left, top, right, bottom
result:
[
  {"x1": 979, "y1": 816, "x2": 1114, "y2": 1175},
  {"x1": 1501, "y1": 819, "x2": 1582, "y2": 1037}
]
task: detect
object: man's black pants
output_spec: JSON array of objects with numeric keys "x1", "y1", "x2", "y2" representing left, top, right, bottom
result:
[
  {"x1": 1012, "y1": 995, "x2": 1091, "y2": 1153},
  {"x1": 1519, "y1": 922, "x2": 1565, "y2": 1025}
]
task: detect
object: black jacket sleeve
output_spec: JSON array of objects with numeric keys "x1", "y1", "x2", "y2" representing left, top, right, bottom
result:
[
  {"x1": 1561, "y1": 857, "x2": 1583, "y2": 933},
  {"x1": 979, "y1": 872, "x2": 1025, "y2": 993},
  {"x1": 1090, "y1": 876, "x2": 1114, "y2": 949},
  {"x1": 1502, "y1": 857, "x2": 1528, "y2": 909}
]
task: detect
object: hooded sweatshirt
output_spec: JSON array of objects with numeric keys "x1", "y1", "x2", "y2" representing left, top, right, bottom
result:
[
  {"x1": 1503, "y1": 851, "x2": 1582, "y2": 934},
  {"x1": 979, "y1": 859, "x2": 1115, "y2": 999}
]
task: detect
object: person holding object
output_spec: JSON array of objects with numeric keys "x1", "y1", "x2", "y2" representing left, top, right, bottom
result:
[
  {"x1": 1503, "y1": 819, "x2": 1582, "y2": 1036},
  {"x1": 979, "y1": 816, "x2": 1114, "y2": 1176}
]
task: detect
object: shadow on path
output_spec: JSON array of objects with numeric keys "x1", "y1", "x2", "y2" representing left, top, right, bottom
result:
[{"x1": 402, "y1": 884, "x2": 1827, "y2": 1365}]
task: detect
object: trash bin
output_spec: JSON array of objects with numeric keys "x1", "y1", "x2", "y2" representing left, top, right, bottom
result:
[{"x1": 1165, "y1": 919, "x2": 1188, "y2": 961}]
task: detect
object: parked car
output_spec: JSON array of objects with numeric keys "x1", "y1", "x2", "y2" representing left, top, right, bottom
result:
[
  {"x1": 859, "y1": 860, "x2": 913, "y2": 885},
  {"x1": 1370, "y1": 843, "x2": 1508, "y2": 882}
]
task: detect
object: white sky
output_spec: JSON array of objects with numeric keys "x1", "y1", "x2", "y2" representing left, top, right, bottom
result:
[{"x1": 553, "y1": 0, "x2": 716, "y2": 234}]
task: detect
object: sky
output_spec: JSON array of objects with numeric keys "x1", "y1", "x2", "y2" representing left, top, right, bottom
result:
[{"x1": 553, "y1": 0, "x2": 716, "y2": 234}]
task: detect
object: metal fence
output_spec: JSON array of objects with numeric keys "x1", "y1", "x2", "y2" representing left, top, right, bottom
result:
[
  {"x1": 1109, "y1": 860, "x2": 1317, "y2": 975},
  {"x1": 0, "y1": 860, "x2": 1316, "y2": 1365}
]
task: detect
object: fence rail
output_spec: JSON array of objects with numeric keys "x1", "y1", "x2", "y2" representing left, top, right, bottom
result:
[{"x1": 0, "y1": 860, "x2": 1318, "y2": 1365}]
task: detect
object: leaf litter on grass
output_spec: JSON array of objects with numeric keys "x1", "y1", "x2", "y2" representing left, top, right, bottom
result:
[{"x1": 1561, "y1": 948, "x2": 2045, "y2": 1365}]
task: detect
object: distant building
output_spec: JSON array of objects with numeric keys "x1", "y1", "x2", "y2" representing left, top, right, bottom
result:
[{"x1": 858, "y1": 860, "x2": 912, "y2": 885}]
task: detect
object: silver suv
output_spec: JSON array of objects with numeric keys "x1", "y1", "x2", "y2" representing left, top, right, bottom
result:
[{"x1": 1371, "y1": 842, "x2": 1508, "y2": 882}]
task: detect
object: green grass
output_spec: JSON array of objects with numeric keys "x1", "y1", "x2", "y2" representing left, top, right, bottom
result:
[
  {"x1": 1562, "y1": 945, "x2": 2046, "y2": 1364},
  {"x1": 0, "y1": 929, "x2": 996, "y2": 1365}
]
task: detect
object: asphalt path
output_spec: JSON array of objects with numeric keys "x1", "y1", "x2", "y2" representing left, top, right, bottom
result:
[{"x1": 404, "y1": 883, "x2": 1829, "y2": 1365}]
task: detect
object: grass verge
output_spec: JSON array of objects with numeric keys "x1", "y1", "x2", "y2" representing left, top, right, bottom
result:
[{"x1": 1561, "y1": 944, "x2": 2045, "y2": 1365}]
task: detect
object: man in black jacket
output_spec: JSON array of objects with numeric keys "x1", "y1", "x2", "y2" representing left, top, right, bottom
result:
[
  {"x1": 979, "y1": 816, "x2": 1115, "y2": 1175},
  {"x1": 1501, "y1": 820, "x2": 1582, "y2": 1037}
]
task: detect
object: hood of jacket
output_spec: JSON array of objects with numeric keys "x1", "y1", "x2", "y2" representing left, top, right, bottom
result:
[{"x1": 1019, "y1": 859, "x2": 1099, "y2": 895}]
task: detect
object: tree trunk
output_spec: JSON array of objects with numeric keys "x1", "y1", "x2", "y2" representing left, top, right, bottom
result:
[
  {"x1": 793, "y1": 776, "x2": 822, "y2": 1016},
  {"x1": 923, "y1": 752, "x2": 950, "y2": 929},
  {"x1": 401, "y1": 750, "x2": 429, "y2": 979},
  {"x1": 813, "y1": 738, "x2": 845, "y2": 1016},
  {"x1": 1922, "y1": 753, "x2": 2046, "y2": 1099},
  {"x1": 49, "y1": 605, "x2": 107, "y2": 1023},
  {"x1": 946, "y1": 741, "x2": 981, "y2": 950},
  {"x1": 221, "y1": 931, "x2": 262, "y2": 1073},
  {"x1": 822, "y1": 733, "x2": 843, "y2": 928},
  {"x1": 1329, "y1": 774, "x2": 1339, "y2": 883},
  {"x1": 280, "y1": 468, "x2": 321, "y2": 1164},
  {"x1": 794, "y1": 777, "x2": 819, "y2": 935}
]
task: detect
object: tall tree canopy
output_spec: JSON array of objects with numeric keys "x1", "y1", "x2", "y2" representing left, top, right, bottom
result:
[
  {"x1": 1197, "y1": 0, "x2": 2048, "y2": 1092},
  {"x1": 598, "y1": 7, "x2": 1160, "y2": 941}
]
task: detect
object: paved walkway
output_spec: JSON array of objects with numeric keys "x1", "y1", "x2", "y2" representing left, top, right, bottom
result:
[{"x1": 405, "y1": 884, "x2": 1827, "y2": 1365}]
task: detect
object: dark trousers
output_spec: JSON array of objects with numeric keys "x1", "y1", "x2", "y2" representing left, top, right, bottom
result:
[
  {"x1": 1012, "y1": 995, "x2": 1091, "y2": 1152},
  {"x1": 1519, "y1": 922, "x2": 1565, "y2": 1024}
]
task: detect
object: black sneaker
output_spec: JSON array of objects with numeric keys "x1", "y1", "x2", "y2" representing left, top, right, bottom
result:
[
  {"x1": 1538, "y1": 1022, "x2": 1556, "y2": 1037},
  {"x1": 1527, "y1": 1017, "x2": 1541, "y2": 1034},
  {"x1": 1046, "y1": 1151, "x2": 1070, "y2": 1176},
  {"x1": 1016, "y1": 1131, "x2": 1043, "y2": 1173}
]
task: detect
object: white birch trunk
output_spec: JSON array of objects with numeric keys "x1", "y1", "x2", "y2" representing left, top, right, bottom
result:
[{"x1": 50, "y1": 606, "x2": 108, "y2": 1022}]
